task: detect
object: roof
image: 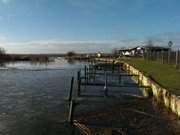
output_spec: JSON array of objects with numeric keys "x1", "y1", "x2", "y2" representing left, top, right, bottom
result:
[{"x1": 115, "y1": 46, "x2": 142, "y2": 52}]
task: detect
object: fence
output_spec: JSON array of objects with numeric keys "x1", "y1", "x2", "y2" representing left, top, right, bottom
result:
[{"x1": 144, "y1": 50, "x2": 180, "y2": 69}]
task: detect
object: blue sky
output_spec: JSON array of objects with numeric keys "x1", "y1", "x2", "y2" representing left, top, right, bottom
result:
[{"x1": 0, "y1": 0, "x2": 180, "y2": 53}]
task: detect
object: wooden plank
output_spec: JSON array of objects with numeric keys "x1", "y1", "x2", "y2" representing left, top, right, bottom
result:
[
  {"x1": 68, "y1": 77, "x2": 74, "y2": 102},
  {"x1": 81, "y1": 82, "x2": 150, "y2": 88}
]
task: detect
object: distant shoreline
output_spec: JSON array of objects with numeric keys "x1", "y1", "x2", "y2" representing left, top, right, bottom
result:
[{"x1": 0, "y1": 53, "x2": 99, "y2": 62}]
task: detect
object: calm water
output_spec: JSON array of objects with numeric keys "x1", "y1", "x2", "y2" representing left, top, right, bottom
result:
[{"x1": 0, "y1": 58, "x2": 87, "y2": 135}]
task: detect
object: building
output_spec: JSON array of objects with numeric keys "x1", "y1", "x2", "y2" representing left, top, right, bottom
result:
[
  {"x1": 114, "y1": 46, "x2": 144, "y2": 57},
  {"x1": 114, "y1": 46, "x2": 170, "y2": 57}
]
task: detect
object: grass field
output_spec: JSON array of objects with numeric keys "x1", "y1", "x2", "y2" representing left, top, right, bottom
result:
[{"x1": 118, "y1": 58, "x2": 180, "y2": 95}]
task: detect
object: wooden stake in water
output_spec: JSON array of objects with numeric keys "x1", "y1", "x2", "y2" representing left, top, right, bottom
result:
[
  {"x1": 104, "y1": 72, "x2": 108, "y2": 97},
  {"x1": 84, "y1": 65, "x2": 87, "y2": 84},
  {"x1": 118, "y1": 74, "x2": 121, "y2": 84},
  {"x1": 68, "y1": 99, "x2": 75, "y2": 124},
  {"x1": 68, "y1": 77, "x2": 74, "y2": 102},
  {"x1": 77, "y1": 70, "x2": 81, "y2": 96}
]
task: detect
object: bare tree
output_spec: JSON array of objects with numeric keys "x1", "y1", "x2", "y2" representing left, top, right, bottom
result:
[{"x1": 66, "y1": 51, "x2": 76, "y2": 57}]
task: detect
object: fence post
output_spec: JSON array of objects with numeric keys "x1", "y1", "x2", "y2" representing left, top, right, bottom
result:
[
  {"x1": 68, "y1": 77, "x2": 74, "y2": 102},
  {"x1": 168, "y1": 50, "x2": 171, "y2": 64},
  {"x1": 161, "y1": 50, "x2": 164, "y2": 64},
  {"x1": 176, "y1": 50, "x2": 179, "y2": 69}
]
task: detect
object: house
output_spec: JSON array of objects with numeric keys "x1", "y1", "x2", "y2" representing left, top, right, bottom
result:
[
  {"x1": 114, "y1": 46, "x2": 170, "y2": 57},
  {"x1": 114, "y1": 46, "x2": 144, "y2": 57}
]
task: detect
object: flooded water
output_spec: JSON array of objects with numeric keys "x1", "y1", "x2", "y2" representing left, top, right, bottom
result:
[
  {"x1": 0, "y1": 58, "x2": 86, "y2": 135},
  {"x1": 0, "y1": 58, "x2": 179, "y2": 135}
]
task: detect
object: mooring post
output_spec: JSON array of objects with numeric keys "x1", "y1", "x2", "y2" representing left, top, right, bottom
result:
[
  {"x1": 84, "y1": 65, "x2": 87, "y2": 84},
  {"x1": 77, "y1": 70, "x2": 81, "y2": 96},
  {"x1": 68, "y1": 77, "x2": 74, "y2": 102},
  {"x1": 112, "y1": 60, "x2": 115, "y2": 73},
  {"x1": 104, "y1": 72, "x2": 108, "y2": 97},
  {"x1": 176, "y1": 50, "x2": 179, "y2": 69},
  {"x1": 118, "y1": 74, "x2": 121, "y2": 84},
  {"x1": 93, "y1": 65, "x2": 96, "y2": 82},
  {"x1": 68, "y1": 99, "x2": 75, "y2": 124}
]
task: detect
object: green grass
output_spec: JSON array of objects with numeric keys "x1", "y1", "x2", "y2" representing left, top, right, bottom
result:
[{"x1": 118, "y1": 58, "x2": 180, "y2": 95}]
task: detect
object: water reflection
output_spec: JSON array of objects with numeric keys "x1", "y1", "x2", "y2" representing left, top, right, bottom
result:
[{"x1": 0, "y1": 57, "x2": 87, "y2": 70}]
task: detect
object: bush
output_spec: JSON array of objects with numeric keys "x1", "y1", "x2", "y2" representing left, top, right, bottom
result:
[{"x1": 66, "y1": 51, "x2": 76, "y2": 57}]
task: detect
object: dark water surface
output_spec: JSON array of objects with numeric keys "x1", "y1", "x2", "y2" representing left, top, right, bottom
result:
[
  {"x1": 0, "y1": 58, "x2": 180, "y2": 135},
  {"x1": 0, "y1": 58, "x2": 86, "y2": 135}
]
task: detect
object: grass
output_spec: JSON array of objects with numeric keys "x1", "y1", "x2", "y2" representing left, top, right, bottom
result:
[{"x1": 118, "y1": 58, "x2": 180, "y2": 95}]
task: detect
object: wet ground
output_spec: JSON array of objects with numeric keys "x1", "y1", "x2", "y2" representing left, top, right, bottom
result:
[{"x1": 73, "y1": 95, "x2": 180, "y2": 135}]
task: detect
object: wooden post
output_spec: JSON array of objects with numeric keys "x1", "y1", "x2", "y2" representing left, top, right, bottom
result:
[
  {"x1": 161, "y1": 50, "x2": 164, "y2": 64},
  {"x1": 68, "y1": 99, "x2": 75, "y2": 124},
  {"x1": 176, "y1": 50, "x2": 179, "y2": 69},
  {"x1": 77, "y1": 70, "x2": 81, "y2": 96},
  {"x1": 118, "y1": 74, "x2": 121, "y2": 84},
  {"x1": 104, "y1": 72, "x2": 108, "y2": 97},
  {"x1": 112, "y1": 60, "x2": 115, "y2": 73},
  {"x1": 168, "y1": 50, "x2": 171, "y2": 64},
  {"x1": 84, "y1": 65, "x2": 87, "y2": 84},
  {"x1": 68, "y1": 77, "x2": 74, "y2": 102}
]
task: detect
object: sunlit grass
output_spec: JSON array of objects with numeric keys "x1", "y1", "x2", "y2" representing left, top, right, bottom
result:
[{"x1": 118, "y1": 58, "x2": 180, "y2": 95}]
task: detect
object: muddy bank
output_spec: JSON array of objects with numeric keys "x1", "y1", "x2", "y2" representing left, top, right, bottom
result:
[{"x1": 73, "y1": 95, "x2": 180, "y2": 135}]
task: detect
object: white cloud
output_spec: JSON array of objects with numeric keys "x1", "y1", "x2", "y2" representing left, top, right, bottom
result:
[{"x1": 1, "y1": 31, "x2": 180, "y2": 54}]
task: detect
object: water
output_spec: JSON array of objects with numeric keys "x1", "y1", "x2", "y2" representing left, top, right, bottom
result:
[
  {"x1": 0, "y1": 58, "x2": 86, "y2": 135},
  {"x1": 0, "y1": 58, "x2": 179, "y2": 135}
]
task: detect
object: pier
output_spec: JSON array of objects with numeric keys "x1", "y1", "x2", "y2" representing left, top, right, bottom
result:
[{"x1": 67, "y1": 60, "x2": 180, "y2": 134}]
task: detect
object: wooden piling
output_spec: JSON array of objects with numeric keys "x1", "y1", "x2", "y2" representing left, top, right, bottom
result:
[
  {"x1": 104, "y1": 72, "x2": 108, "y2": 97},
  {"x1": 118, "y1": 75, "x2": 121, "y2": 84},
  {"x1": 77, "y1": 70, "x2": 81, "y2": 96},
  {"x1": 112, "y1": 60, "x2": 115, "y2": 73},
  {"x1": 68, "y1": 99, "x2": 75, "y2": 124},
  {"x1": 68, "y1": 77, "x2": 74, "y2": 102},
  {"x1": 84, "y1": 65, "x2": 87, "y2": 84}
]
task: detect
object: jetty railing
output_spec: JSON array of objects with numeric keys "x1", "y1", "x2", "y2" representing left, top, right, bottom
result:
[{"x1": 77, "y1": 64, "x2": 150, "y2": 96}]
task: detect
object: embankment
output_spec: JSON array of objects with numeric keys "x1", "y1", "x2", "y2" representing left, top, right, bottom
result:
[{"x1": 95, "y1": 58, "x2": 180, "y2": 118}]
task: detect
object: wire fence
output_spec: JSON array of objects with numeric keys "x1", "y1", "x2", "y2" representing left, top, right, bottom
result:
[{"x1": 143, "y1": 50, "x2": 180, "y2": 69}]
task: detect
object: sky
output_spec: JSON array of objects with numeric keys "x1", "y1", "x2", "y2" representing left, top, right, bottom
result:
[{"x1": 0, "y1": 0, "x2": 180, "y2": 53}]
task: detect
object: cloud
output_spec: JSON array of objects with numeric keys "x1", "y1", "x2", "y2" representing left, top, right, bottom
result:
[
  {"x1": 2, "y1": 31, "x2": 180, "y2": 54},
  {"x1": 1, "y1": 39, "x2": 122, "y2": 54}
]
